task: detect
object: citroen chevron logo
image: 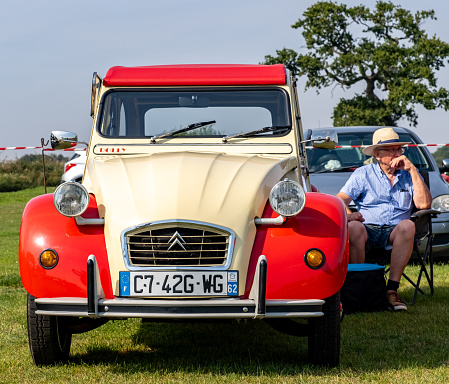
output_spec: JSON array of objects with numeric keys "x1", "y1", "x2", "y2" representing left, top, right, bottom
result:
[{"x1": 167, "y1": 231, "x2": 187, "y2": 251}]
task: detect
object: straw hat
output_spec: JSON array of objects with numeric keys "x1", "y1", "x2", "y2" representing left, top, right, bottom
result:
[{"x1": 362, "y1": 128, "x2": 410, "y2": 156}]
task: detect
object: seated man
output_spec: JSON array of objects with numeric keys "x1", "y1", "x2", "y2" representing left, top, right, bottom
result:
[{"x1": 337, "y1": 128, "x2": 432, "y2": 311}]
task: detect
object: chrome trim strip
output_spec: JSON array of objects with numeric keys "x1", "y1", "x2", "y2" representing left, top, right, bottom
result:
[
  {"x1": 34, "y1": 297, "x2": 324, "y2": 319},
  {"x1": 93, "y1": 143, "x2": 293, "y2": 155},
  {"x1": 121, "y1": 219, "x2": 236, "y2": 271},
  {"x1": 254, "y1": 216, "x2": 286, "y2": 225},
  {"x1": 35, "y1": 298, "x2": 324, "y2": 306},
  {"x1": 94, "y1": 143, "x2": 293, "y2": 148},
  {"x1": 75, "y1": 217, "x2": 105, "y2": 226}
]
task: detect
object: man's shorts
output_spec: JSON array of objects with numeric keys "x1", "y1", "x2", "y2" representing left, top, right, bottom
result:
[{"x1": 364, "y1": 224, "x2": 396, "y2": 254}]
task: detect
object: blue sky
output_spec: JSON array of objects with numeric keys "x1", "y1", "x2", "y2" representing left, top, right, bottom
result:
[{"x1": 1, "y1": 0, "x2": 448, "y2": 158}]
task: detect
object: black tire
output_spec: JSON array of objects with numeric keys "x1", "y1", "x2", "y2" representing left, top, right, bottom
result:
[
  {"x1": 27, "y1": 294, "x2": 72, "y2": 366},
  {"x1": 308, "y1": 291, "x2": 341, "y2": 367}
]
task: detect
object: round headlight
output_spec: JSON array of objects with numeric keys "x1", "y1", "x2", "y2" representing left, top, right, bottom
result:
[
  {"x1": 269, "y1": 179, "x2": 306, "y2": 217},
  {"x1": 431, "y1": 194, "x2": 449, "y2": 213},
  {"x1": 53, "y1": 182, "x2": 89, "y2": 217}
]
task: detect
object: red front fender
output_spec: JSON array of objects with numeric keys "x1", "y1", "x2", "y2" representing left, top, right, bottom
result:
[
  {"x1": 19, "y1": 194, "x2": 113, "y2": 299},
  {"x1": 245, "y1": 192, "x2": 349, "y2": 300}
]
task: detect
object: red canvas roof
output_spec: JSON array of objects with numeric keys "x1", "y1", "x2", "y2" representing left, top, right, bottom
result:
[{"x1": 103, "y1": 64, "x2": 287, "y2": 87}]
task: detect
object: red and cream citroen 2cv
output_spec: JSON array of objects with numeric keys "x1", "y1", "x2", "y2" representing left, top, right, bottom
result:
[{"x1": 19, "y1": 64, "x2": 348, "y2": 366}]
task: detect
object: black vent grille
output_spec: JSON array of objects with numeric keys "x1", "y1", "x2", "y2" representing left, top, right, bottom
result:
[{"x1": 126, "y1": 226, "x2": 230, "y2": 267}]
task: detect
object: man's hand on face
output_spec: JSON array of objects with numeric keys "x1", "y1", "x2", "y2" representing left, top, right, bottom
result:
[{"x1": 389, "y1": 155, "x2": 413, "y2": 172}]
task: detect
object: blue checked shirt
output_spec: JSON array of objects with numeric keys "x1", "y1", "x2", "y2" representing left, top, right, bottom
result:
[{"x1": 340, "y1": 163, "x2": 415, "y2": 225}]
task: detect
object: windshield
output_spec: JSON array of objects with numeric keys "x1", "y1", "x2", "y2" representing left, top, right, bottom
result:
[
  {"x1": 98, "y1": 89, "x2": 291, "y2": 138},
  {"x1": 307, "y1": 131, "x2": 432, "y2": 173}
]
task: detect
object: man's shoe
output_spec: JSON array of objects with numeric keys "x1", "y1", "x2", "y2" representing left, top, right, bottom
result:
[{"x1": 386, "y1": 290, "x2": 407, "y2": 311}]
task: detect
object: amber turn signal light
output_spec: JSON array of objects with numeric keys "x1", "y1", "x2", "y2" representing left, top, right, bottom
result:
[
  {"x1": 304, "y1": 248, "x2": 325, "y2": 269},
  {"x1": 39, "y1": 249, "x2": 58, "y2": 269}
]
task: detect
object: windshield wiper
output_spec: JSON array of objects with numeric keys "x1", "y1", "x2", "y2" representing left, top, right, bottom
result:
[
  {"x1": 151, "y1": 120, "x2": 216, "y2": 143},
  {"x1": 222, "y1": 125, "x2": 290, "y2": 143}
]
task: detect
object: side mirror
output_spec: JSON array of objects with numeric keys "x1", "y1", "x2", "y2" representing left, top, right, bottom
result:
[
  {"x1": 310, "y1": 129, "x2": 338, "y2": 149},
  {"x1": 91, "y1": 72, "x2": 102, "y2": 118},
  {"x1": 50, "y1": 131, "x2": 78, "y2": 149},
  {"x1": 439, "y1": 159, "x2": 449, "y2": 173}
]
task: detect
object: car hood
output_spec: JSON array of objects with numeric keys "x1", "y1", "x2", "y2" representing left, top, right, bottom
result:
[
  {"x1": 87, "y1": 152, "x2": 296, "y2": 224},
  {"x1": 85, "y1": 152, "x2": 297, "y2": 285},
  {"x1": 309, "y1": 172, "x2": 350, "y2": 196}
]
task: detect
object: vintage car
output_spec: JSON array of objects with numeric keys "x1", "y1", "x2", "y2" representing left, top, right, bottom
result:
[{"x1": 19, "y1": 64, "x2": 348, "y2": 367}]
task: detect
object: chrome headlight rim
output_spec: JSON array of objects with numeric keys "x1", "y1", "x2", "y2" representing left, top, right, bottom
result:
[
  {"x1": 431, "y1": 194, "x2": 449, "y2": 213},
  {"x1": 269, "y1": 179, "x2": 306, "y2": 217},
  {"x1": 53, "y1": 182, "x2": 89, "y2": 217}
]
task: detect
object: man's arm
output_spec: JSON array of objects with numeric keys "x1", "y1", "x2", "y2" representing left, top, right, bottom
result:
[
  {"x1": 336, "y1": 192, "x2": 365, "y2": 222},
  {"x1": 390, "y1": 156, "x2": 432, "y2": 209},
  {"x1": 409, "y1": 166, "x2": 432, "y2": 209}
]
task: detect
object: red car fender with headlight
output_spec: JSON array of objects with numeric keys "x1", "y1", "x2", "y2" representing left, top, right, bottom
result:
[
  {"x1": 19, "y1": 194, "x2": 113, "y2": 299},
  {"x1": 245, "y1": 192, "x2": 349, "y2": 300}
]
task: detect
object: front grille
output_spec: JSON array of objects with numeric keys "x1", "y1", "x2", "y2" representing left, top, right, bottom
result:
[{"x1": 125, "y1": 224, "x2": 230, "y2": 267}]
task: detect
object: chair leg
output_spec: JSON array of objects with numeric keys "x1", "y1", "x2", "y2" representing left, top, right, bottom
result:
[
  {"x1": 410, "y1": 236, "x2": 434, "y2": 305},
  {"x1": 430, "y1": 235, "x2": 435, "y2": 295},
  {"x1": 379, "y1": 233, "x2": 434, "y2": 305},
  {"x1": 384, "y1": 266, "x2": 427, "y2": 296}
]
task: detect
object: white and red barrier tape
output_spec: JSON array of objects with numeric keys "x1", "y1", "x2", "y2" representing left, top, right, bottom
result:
[
  {"x1": 305, "y1": 144, "x2": 449, "y2": 149},
  {"x1": 1, "y1": 144, "x2": 448, "y2": 151},
  {"x1": 0, "y1": 147, "x2": 86, "y2": 151}
]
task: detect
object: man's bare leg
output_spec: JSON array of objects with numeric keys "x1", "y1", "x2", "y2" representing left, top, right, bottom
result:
[
  {"x1": 388, "y1": 220, "x2": 415, "y2": 282},
  {"x1": 348, "y1": 221, "x2": 367, "y2": 263}
]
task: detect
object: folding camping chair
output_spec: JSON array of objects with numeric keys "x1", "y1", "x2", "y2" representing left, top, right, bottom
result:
[
  {"x1": 369, "y1": 172, "x2": 440, "y2": 305},
  {"x1": 406, "y1": 202, "x2": 440, "y2": 304}
]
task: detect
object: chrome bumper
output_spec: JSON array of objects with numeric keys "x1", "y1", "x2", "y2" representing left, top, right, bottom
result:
[
  {"x1": 35, "y1": 297, "x2": 324, "y2": 319},
  {"x1": 34, "y1": 255, "x2": 324, "y2": 319}
]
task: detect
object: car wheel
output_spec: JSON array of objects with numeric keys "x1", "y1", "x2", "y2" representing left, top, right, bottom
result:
[
  {"x1": 27, "y1": 294, "x2": 72, "y2": 365},
  {"x1": 308, "y1": 291, "x2": 340, "y2": 367}
]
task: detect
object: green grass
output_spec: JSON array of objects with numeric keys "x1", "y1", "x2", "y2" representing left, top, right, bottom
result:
[
  {"x1": 1, "y1": 188, "x2": 449, "y2": 383},
  {"x1": 0, "y1": 187, "x2": 55, "y2": 287}
]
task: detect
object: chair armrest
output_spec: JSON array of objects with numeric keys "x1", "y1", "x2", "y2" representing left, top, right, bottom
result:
[{"x1": 410, "y1": 209, "x2": 441, "y2": 221}]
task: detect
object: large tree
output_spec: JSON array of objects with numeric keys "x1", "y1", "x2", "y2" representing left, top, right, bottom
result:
[{"x1": 264, "y1": 1, "x2": 449, "y2": 127}]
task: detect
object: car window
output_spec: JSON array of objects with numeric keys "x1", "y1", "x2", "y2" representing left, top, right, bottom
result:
[
  {"x1": 98, "y1": 89, "x2": 291, "y2": 138},
  {"x1": 307, "y1": 131, "x2": 432, "y2": 172},
  {"x1": 397, "y1": 133, "x2": 432, "y2": 171}
]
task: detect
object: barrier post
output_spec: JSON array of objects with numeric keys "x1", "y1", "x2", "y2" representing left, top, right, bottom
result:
[{"x1": 41, "y1": 138, "x2": 48, "y2": 194}]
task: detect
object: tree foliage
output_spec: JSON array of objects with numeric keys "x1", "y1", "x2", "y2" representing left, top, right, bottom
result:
[
  {"x1": 264, "y1": 1, "x2": 449, "y2": 127},
  {"x1": 432, "y1": 146, "x2": 449, "y2": 168},
  {"x1": 0, "y1": 154, "x2": 67, "y2": 192}
]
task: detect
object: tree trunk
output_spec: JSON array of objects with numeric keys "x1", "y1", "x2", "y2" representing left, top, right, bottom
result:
[{"x1": 365, "y1": 78, "x2": 377, "y2": 99}]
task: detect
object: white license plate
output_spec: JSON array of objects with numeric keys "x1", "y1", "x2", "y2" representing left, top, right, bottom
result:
[{"x1": 119, "y1": 271, "x2": 238, "y2": 297}]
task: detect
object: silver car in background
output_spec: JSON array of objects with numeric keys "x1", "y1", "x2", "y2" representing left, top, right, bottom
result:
[
  {"x1": 61, "y1": 149, "x2": 86, "y2": 183},
  {"x1": 306, "y1": 126, "x2": 449, "y2": 259}
]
